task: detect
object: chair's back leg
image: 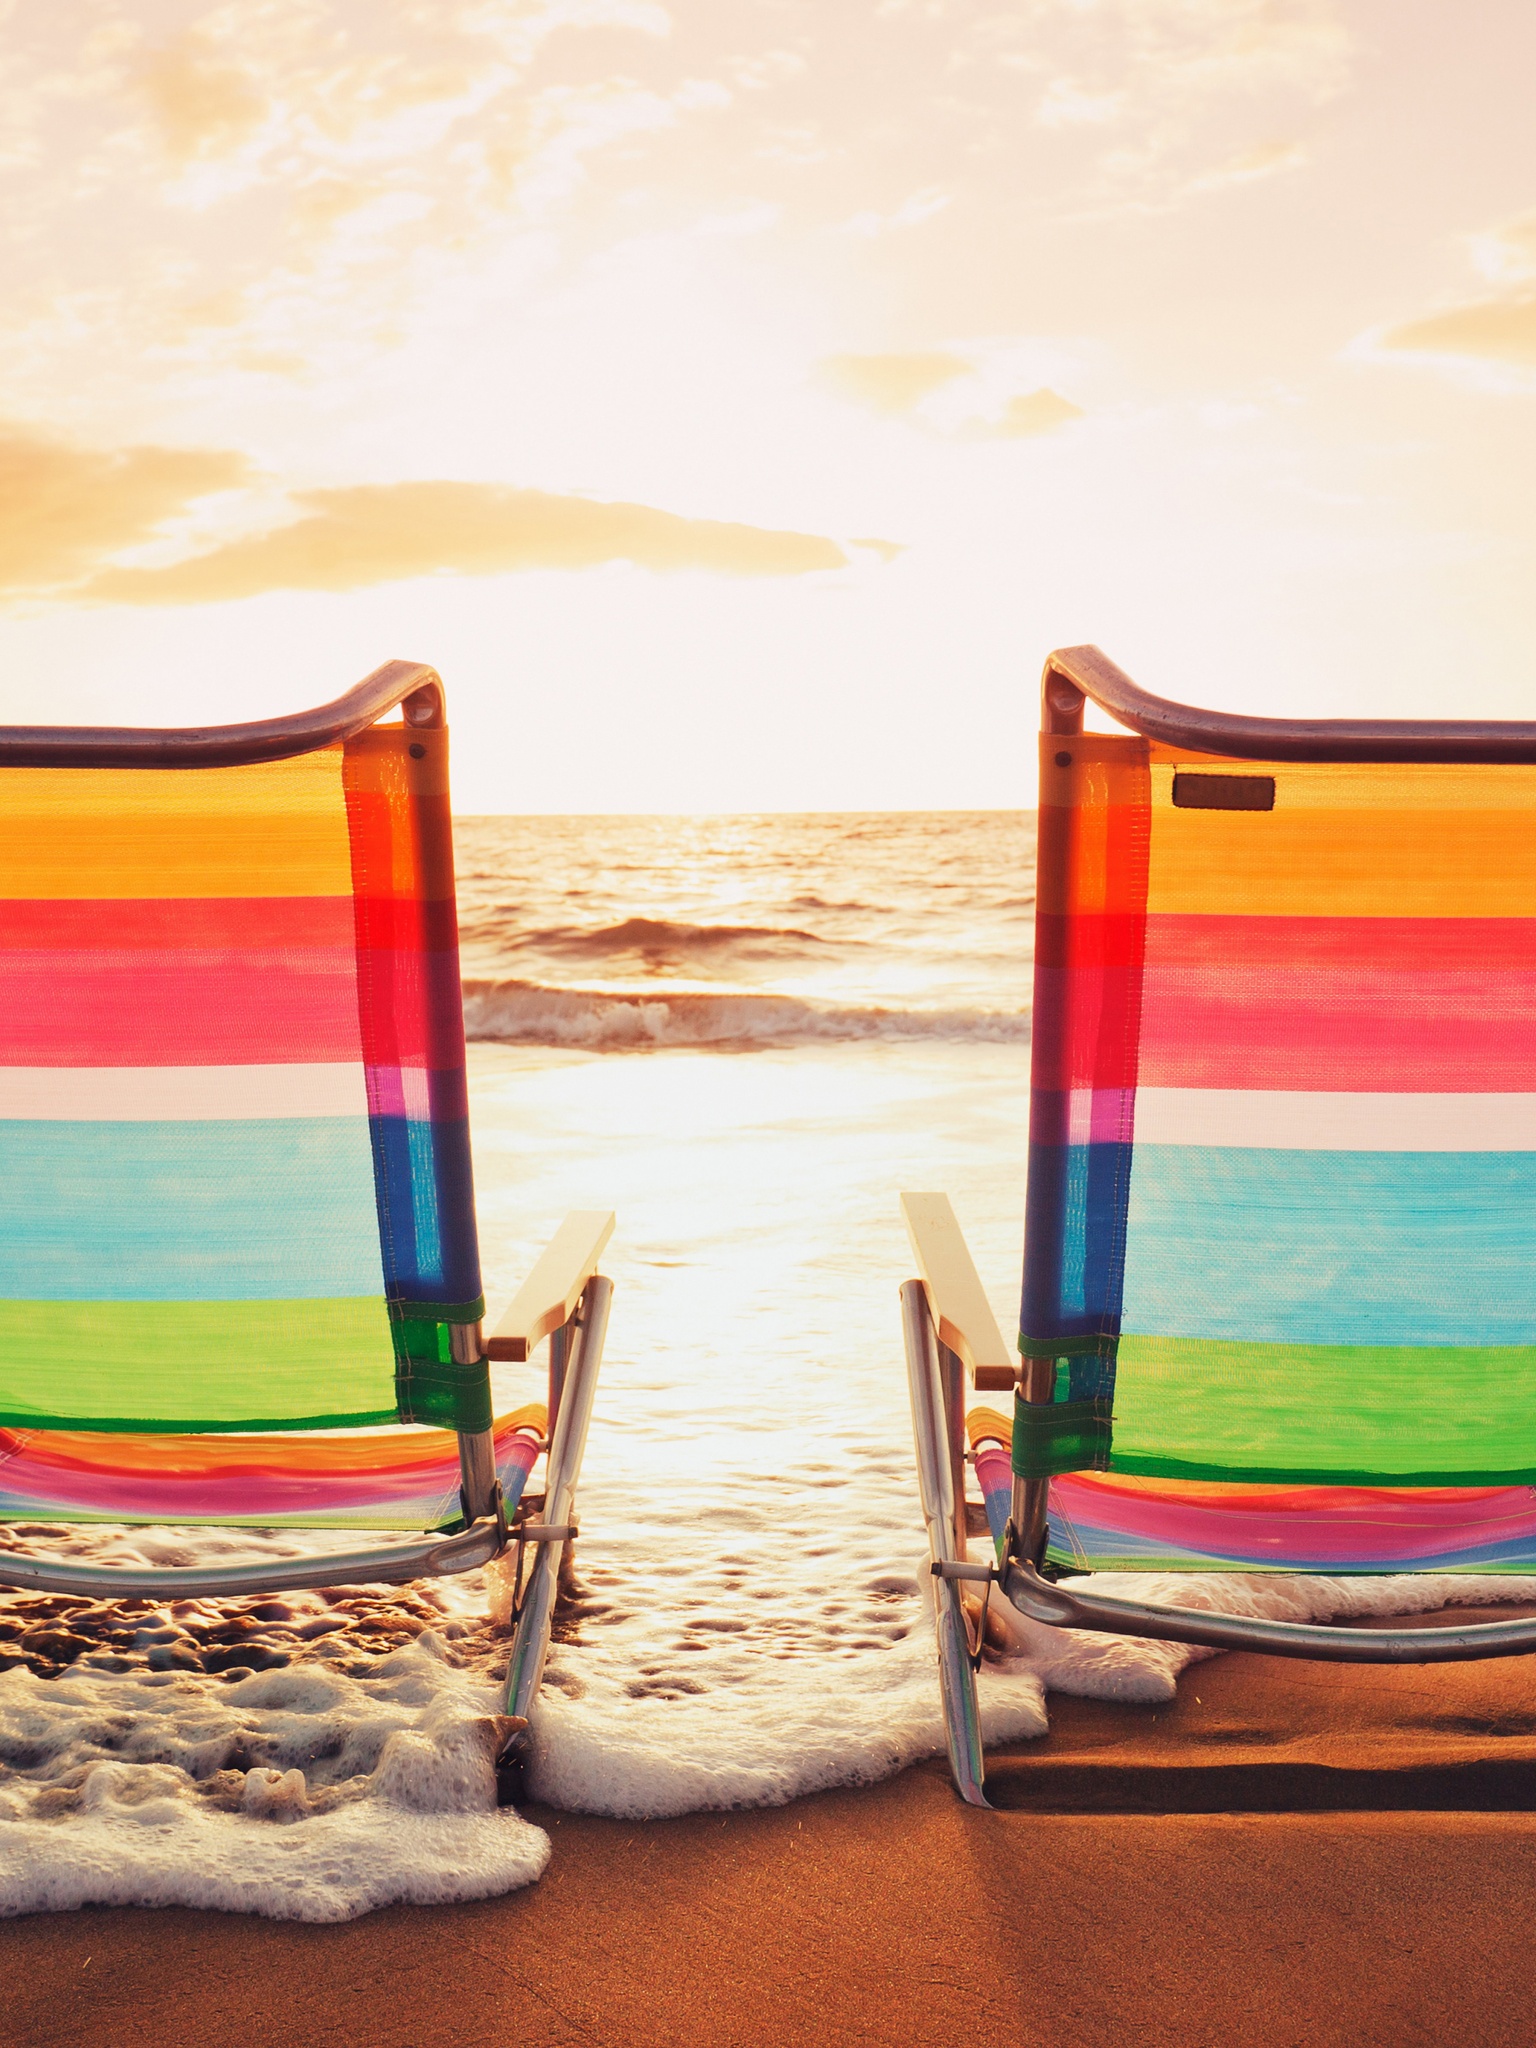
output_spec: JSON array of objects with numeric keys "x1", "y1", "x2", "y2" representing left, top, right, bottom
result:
[
  {"x1": 453, "y1": 1316, "x2": 501, "y2": 1522},
  {"x1": 1009, "y1": 1354, "x2": 1055, "y2": 1566},
  {"x1": 501, "y1": 1274, "x2": 613, "y2": 1770},
  {"x1": 936, "y1": 1339, "x2": 970, "y2": 1561},
  {"x1": 902, "y1": 1279, "x2": 990, "y2": 1807}
]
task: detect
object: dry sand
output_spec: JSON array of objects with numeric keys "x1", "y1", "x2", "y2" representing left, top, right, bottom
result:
[{"x1": 6, "y1": 1617, "x2": 1536, "y2": 2048}]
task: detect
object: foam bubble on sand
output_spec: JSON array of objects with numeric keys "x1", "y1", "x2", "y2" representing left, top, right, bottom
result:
[
  {"x1": 524, "y1": 1558, "x2": 1536, "y2": 1819},
  {"x1": 0, "y1": 1607, "x2": 548, "y2": 1921},
  {"x1": 530, "y1": 1624, "x2": 1046, "y2": 1819},
  {"x1": 6, "y1": 1514, "x2": 1536, "y2": 1895}
]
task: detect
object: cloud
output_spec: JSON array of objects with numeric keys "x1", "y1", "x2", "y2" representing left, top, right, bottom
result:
[
  {"x1": 1469, "y1": 209, "x2": 1536, "y2": 285},
  {"x1": 138, "y1": 32, "x2": 267, "y2": 163},
  {"x1": 992, "y1": 0, "x2": 1348, "y2": 217},
  {"x1": 981, "y1": 388, "x2": 1085, "y2": 438},
  {"x1": 72, "y1": 481, "x2": 853, "y2": 603},
  {"x1": 841, "y1": 189, "x2": 952, "y2": 237},
  {"x1": 1368, "y1": 209, "x2": 1536, "y2": 380},
  {"x1": 820, "y1": 352, "x2": 972, "y2": 414},
  {"x1": 1183, "y1": 141, "x2": 1308, "y2": 196},
  {"x1": 821, "y1": 354, "x2": 1085, "y2": 440},
  {"x1": 1036, "y1": 80, "x2": 1124, "y2": 129},
  {"x1": 1379, "y1": 295, "x2": 1536, "y2": 371},
  {"x1": 0, "y1": 429, "x2": 248, "y2": 591}
]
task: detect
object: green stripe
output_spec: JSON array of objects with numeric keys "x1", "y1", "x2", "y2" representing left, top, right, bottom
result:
[
  {"x1": 1108, "y1": 1453, "x2": 1536, "y2": 1486},
  {"x1": 0, "y1": 1407, "x2": 401, "y2": 1436},
  {"x1": 5, "y1": 1504, "x2": 450, "y2": 1531},
  {"x1": 0, "y1": 1297, "x2": 398, "y2": 1432},
  {"x1": 1043, "y1": 1543, "x2": 1536, "y2": 1577},
  {"x1": 1111, "y1": 1332, "x2": 1536, "y2": 1488}
]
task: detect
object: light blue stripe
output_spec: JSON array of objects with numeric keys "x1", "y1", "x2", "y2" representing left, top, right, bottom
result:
[
  {"x1": 1122, "y1": 1145, "x2": 1536, "y2": 1346},
  {"x1": 0, "y1": 1118, "x2": 385, "y2": 1302}
]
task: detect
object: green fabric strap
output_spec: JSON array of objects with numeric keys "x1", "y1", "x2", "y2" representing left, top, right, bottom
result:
[
  {"x1": 391, "y1": 1311, "x2": 494, "y2": 1433},
  {"x1": 389, "y1": 1295, "x2": 487, "y2": 1327},
  {"x1": 1018, "y1": 1330, "x2": 1118, "y2": 1360},
  {"x1": 1012, "y1": 1394, "x2": 1113, "y2": 1479}
]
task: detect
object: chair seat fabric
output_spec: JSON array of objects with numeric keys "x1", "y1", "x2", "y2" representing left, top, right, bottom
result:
[
  {"x1": 0, "y1": 1406, "x2": 545, "y2": 1533},
  {"x1": 0, "y1": 724, "x2": 489, "y2": 1438},
  {"x1": 1020, "y1": 738, "x2": 1536, "y2": 1569},
  {"x1": 969, "y1": 1408, "x2": 1536, "y2": 1574}
]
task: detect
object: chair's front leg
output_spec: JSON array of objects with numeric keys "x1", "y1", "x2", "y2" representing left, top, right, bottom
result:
[
  {"x1": 498, "y1": 1272, "x2": 613, "y2": 1802},
  {"x1": 902, "y1": 1279, "x2": 990, "y2": 1807}
]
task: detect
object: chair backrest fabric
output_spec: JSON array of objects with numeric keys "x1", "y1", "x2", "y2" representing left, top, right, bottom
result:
[
  {"x1": 0, "y1": 721, "x2": 487, "y2": 1437},
  {"x1": 1021, "y1": 733, "x2": 1536, "y2": 1564}
]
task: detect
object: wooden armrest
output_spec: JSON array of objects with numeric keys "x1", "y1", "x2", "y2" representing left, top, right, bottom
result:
[
  {"x1": 485, "y1": 1210, "x2": 615, "y2": 1362},
  {"x1": 900, "y1": 1193, "x2": 1017, "y2": 1390}
]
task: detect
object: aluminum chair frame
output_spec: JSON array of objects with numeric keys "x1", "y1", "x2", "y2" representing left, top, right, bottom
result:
[
  {"x1": 0, "y1": 664, "x2": 615, "y2": 1780},
  {"x1": 904, "y1": 646, "x2": 1536, "y2": 1808}
]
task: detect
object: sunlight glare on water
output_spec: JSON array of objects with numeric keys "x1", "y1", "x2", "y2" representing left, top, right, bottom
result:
[{"x1": 460, "y1": 813, "x2": 1041, "y2": 1810}]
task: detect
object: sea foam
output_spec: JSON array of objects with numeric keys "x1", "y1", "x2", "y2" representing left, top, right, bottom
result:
[
  {"x1": 2, "y1": 1529, "x2": 1533, "y2": 1920},
  {"x1": 0, "y1": 1532, "x2": 548, "y2": 1922},
  {"x1": 462, "y1": 978, "x2": 1030, "y2": 1050}
]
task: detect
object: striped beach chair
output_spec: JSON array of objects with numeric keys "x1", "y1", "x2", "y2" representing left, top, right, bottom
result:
[
  {"x1": 0, "y1": 661, "x2": 613, "y2": 1777},
  {"x1": 902, "y1": 645, "x2": 1536, "y2": 1804}
]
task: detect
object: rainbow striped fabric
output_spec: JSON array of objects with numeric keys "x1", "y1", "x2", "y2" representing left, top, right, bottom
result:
[
  {"x1": 0, "y1": 1407, "x2": 545, "y2": 1532},
  {"x1": 0, "y1": 723, "x2": 489, "y2": 1451},
  {"x1": 1016, "y1": 738, "x2": 1536, "y2": 1572}
]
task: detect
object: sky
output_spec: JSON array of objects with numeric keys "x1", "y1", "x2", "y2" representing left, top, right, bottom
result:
[{"x1": 1, "y1": 0, "x2": 1534, "y2": 810}]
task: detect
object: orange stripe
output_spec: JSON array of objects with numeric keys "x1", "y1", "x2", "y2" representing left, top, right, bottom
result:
[
  {"x1": 0, "y1": 748, "x2": 352, "y2": 899},
  {"x1": 4, "y1": 1404, "x2": 546, "y2": 1477},
  {"x1": 1147, "y1": 759, "x2": 1536, "y2": 917},
  {"x1": 343, "y1": 727, "x2": 456, "y2": 902},
  {"x1": 1036, "y1": 735, "x2": 1151, "y2": 917}
]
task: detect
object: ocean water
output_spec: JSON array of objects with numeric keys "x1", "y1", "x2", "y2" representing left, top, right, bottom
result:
[
  {"x1": 3, "y1": 811, "x2": 1530, "y2": 1919},
  {"x1": 457, "y1": 812, "x2": 1051, "y2": 1815}
]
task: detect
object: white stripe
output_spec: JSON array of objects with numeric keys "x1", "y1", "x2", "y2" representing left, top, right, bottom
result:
[
  {"x1": 1133, "y1": 1088, "x2": 1536, "y2": 1152},
  {"x1": 0, "y1": 1064, "x2": 370, "y2": 1121}
]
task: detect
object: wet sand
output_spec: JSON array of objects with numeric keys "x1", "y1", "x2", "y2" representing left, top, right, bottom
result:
[{"x1": 6, "y1": 1625, "x2": 1536, "y2": 2048}]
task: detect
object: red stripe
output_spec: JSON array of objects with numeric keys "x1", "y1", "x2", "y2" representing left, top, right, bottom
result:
[
  {"x1": 0, "y1": 953, "x2": 363, "y2": 1065},
  {"x1": 1139, "y1": 914, "x2": 1536, "y2": 1091},
  {"x1": 355, "y1": 950, "x2": 469, "y2": 1067},
  {"x1": 1031, "y1": 968, "x2": 1144, "y2": 1090},
  {"x1": 1149, "y1": 914, "x2": 1536, "y2": 973},
  {"x1": 0, "y1": 898, "x2": 356, "y2": 949},
  {"x1": 352, "y1": 895, "x2": 460, "y2": 951}
]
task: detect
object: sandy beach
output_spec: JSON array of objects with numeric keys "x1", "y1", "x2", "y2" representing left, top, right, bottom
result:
[{"x1": 7, "y1": 1625, "x2": 1536, "y2": 2048}]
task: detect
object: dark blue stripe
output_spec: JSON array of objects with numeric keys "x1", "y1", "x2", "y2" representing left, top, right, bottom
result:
[
  {"x1": 368, "y1": 1113, "x2": 481, "y2": 1308},
  {"x1": 1020, "y1": 1139, "x2": 1134, "y2": 1348}
]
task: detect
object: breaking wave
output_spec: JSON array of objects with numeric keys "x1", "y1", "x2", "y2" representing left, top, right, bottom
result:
[
  {"x1": 510, "y1": 917, "x2": 834, "y2": 965},
  {"x1": 461, "y1": 978, "x2": 1030, "y2": 1050}
]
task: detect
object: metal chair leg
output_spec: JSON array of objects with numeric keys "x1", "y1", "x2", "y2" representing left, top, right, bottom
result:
[
  {"x1": 902, "y1": 1279, "x2": 990, "y2": 1807},
  {"x1": 498, "y1": 1273, "x2": 613, "y2": 1799}
]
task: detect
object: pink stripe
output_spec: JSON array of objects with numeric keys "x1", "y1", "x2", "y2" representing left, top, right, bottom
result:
[
  {"x1": 974, "y1": 1443, "x2": 1011, "y2": 1493},
  {"x1": 1054, "y1": 1474, "x2": 1536, "y2": 1566},
  {"x1": 1140, "y1": 914, "x2": 1536, "y2": 1091},
  {"x1": 365, "y1": 1064, "x2": 469, "y2": 1122},
  {"x1": 0, "y1": 953, "x2": 363, "y2": 1066},
  {"x1": 1031, "y1": 1088, "x2": 1138, "y2": 1148},
  {"x1": 0, "y1": 1429, "x2": 540, "y2": 1524}
]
